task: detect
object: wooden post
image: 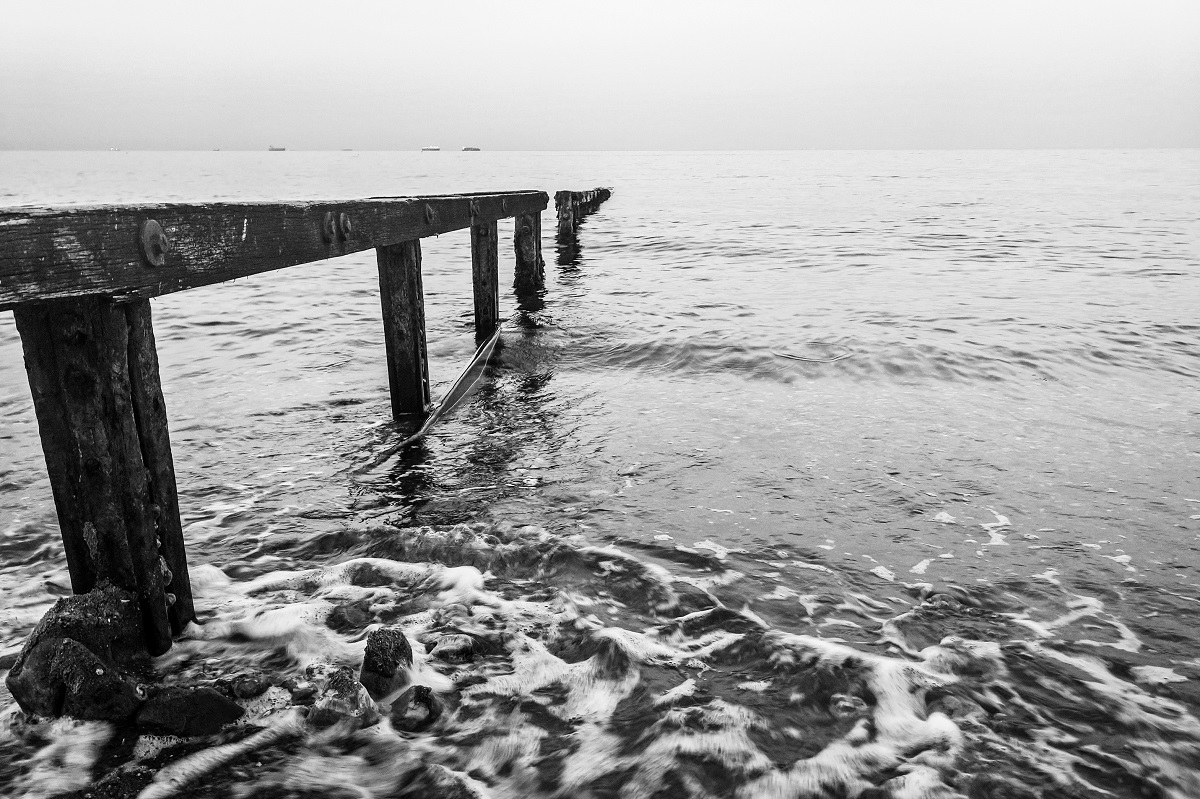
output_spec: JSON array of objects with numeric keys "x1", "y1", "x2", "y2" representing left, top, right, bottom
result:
[
  {"x1": 554, "y1": 188, "x2": 612, "y2": 243},
  {"x1": 13, "y1": 297, "x2": 178, "y2": 655},
  {"x1": 125, "y1": 301, "x2": 195, "y2": 634},
  {"x1": 554, "y1": 191, "x2": 576, "y2": 239},
  {"x1": 470, "y1": 221, "x2": 500, "y2": 337},
  {"x1": 376, "y1": 240, "x2": 431, "y2": 418},
  {"x1": 513, "y1": 212, "x2": 545, "y2": 295}
]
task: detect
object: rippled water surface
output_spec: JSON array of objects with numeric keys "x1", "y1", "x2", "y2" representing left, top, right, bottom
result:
[{"x1": 1, "y1": 150, "x2": 1199, "y2": 797}]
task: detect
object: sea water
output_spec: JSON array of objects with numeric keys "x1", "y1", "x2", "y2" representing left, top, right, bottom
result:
[{"x1": 1, "y1": 150, "x2": 1198, "y2": 797}]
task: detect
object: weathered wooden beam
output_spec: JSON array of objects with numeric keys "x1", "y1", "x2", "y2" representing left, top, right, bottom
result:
[
  {"x1": 13, "y1": 297, "x2": 175, "y2": 654},
  {"x1": 513, "y1": 212, "x2": 545, "y2": 295},
  {"x1": 470, "y1": 221, "x2": 500, "y2": 337},
  {"x1": 125, "y1": 300, "x2": 195, "y2": 634},
  {"x1": 376, "y1": 240, "x2": 430, "y2": 418},
  {"x1": 554, "y1": 188, "x2": 612, "y2": 239},
  {"x1": 0, "y1": 191, "x2": 548, "y2": 310}
]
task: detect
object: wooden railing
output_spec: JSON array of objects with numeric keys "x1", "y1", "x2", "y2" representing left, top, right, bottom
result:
[{"x1": 0, "y1": 191, "x2": 548, "y2": 654}]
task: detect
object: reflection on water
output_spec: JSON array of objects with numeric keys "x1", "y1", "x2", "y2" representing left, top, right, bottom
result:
[{"x1": 1, "y1": 150, "x2": 1199, "y2": 796}]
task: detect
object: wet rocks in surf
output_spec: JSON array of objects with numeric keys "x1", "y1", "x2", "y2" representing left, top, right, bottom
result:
[
  {"x1": 225, "y1": 671, "x2": 270, "y2": 699},
  {"x1": 281, "y1": 675, "x2": 319, "y2": 705},
  {"x1": 359, "y1": 625, "x2": 413, "y2": 699},
  {"x1": 135, "y1": 685, "x2": 245, "y2": 736},
  {"x1": 8, "y1": 637, "x2": 145, "y2": 721},
  {"x1": 390, "y1": 684, "x2": 443, "y2": 733},
  {"x1": 306, "y1": 665, "x2": 380, "y2": 729},
  {"x1": 429, "y1": 633, "x2": 478, "y2": 663},
  {"x1": 5, "y1": 585, "x2": 149, "y2": 722}
]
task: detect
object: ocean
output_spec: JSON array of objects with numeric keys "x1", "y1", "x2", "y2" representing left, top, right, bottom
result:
[{"x1": 1, "y1": 149, "x2": 1198, "y2": 797}]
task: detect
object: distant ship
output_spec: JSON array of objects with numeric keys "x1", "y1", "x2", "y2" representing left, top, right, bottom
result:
[
  {"x1": 421, "y1": 145, "x2": 440, "y2": 152},
  {"x1": 462, "y1": 147, "x2": 480, "y2": 151},
  {"x1": 268, "y1": 146, "x2": 285, "y2": 151}
]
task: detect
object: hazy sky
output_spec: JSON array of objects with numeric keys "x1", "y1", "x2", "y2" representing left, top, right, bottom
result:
[{"x1": 2, "y1": 0, "x2": 1197, "y2": 150}]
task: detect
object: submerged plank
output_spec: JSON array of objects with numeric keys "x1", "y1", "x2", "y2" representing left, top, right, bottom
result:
[{"x1": 0, "y1": 191, "x2": 548, "y2": 310}]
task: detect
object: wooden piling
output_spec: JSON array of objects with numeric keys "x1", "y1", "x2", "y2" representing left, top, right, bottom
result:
[
  {"x1": 13, "y1": 297, "x2": 177, "y2": 655},
  {"x1": 377, "y1": 240, "x2": 431, "y2": 418},
  {"x1": 513, "y1": 212, "x2": 545, "y2": 295},
  {"x1": 470, "y1": 221, "x2": 500, "y2": 337},
  {"x1": 554, "y1": 188, "x2": 612, "y2": 240},
  {"x1": 125, "y1": 301, "x2": 195, "y2": 634}
]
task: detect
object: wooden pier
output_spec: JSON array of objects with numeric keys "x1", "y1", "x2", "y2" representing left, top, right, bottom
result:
[
  {"x1": 554, "y1": 188, "x2": 612, "y2": 240},
  {"x1": 0, "y1": 191, "x2": 548, "y2": 655}
]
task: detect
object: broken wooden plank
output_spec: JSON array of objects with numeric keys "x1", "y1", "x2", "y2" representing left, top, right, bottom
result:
[{"x1": 0, "y1": 191, "x2": 548, "y2": 310}]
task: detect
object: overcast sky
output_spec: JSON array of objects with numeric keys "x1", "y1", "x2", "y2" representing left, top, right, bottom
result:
[{"x1": 1, "y1": 0, "x2": 1197, "y2": 150}]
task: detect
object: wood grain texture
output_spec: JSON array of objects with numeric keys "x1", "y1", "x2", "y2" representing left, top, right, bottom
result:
[
  {"x1": 513, "y1": 212, "x2": 545, "y2": 295},
  {"x1": 125, "y1": 300, "x2": 195, "y2": 635},
  {"x1": 470, "y1": 221, "x2": 500, "y2": 337},
  {"x1": 0, "y1": 191, "x2": 548, "y2": 310},
  {"x1": 13, "y1": 297, "x2": 173, "y2": 654},
  {"x1": 377, "y1": 241, "x2": 430, "y2": 418}
]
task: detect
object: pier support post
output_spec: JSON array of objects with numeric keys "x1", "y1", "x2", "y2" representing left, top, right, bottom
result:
[
  {"x1": 12, "y1": 297, "x2": 191, "y2": 655},
  {"x1": 377, "y1": 240, "x2": 431, "y2": 418},
  {"x1": 125, "y1": 302, "x2": 195, "y2": 635},
  {"x1": 554, "y1": 191, "x2": 576, "y2": 239},
  {"x1": 554, "y1": 188, "x2": 612, "y2": 242},
  {"x1": 513, "y1": 212, "x2": 545, "y2": 295},
  {"x1": 470, "y1": 221, "x2": 500, "y2": 337}
]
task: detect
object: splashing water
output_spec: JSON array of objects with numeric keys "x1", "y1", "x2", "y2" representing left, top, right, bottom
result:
[{"x1": 1, "y1": 150, "x2": 1199, "y2": 796}]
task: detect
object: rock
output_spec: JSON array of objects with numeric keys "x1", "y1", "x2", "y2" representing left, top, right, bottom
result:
[
  {"x1": 281, "y1": 676, "x2": 318, "y2": 705},
  {"x1": 430, "y1": 634, "x2": 476, "y2": 664},
  {"x1": 7, "y1": 637, "x2": 145, "y2": 721},
  {"x1": 229, "y1": 672, "x2": 270, "y2": 699},
  {"x1": 360, "y1": 626, "x2": 412, "y2": 699},
  {"x1": 404, "y1": 763, "x2": 489, "y2": 798},
  {"x1": 5, "y1": 586, "x2": 149, "y2": 721},
  {"x1": 390, "y1": 684, "x2": 443, "y2": 733},
  {"x1": 135, "y1": 686, "x2": 245, "y2": 736},
  {"x1": 18, "y1": 585, "x2": 147, "y2": 666},
  {"x1": 306, "y1": 666, "x2": 379, "y2": 730},
  {"x1": 326, "y1": 601, "x2": 372, "y2": 632}
]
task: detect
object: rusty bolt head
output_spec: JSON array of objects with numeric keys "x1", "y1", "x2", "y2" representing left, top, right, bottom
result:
[
  {"x1": 321, "y1": 211, "x2": 336, "y2": 243},
  {"x1": 138, "y1": 219, "x2": 169, "y2": 267},
  {"x1": 338, "y1": 212, "x2": 352, "y2": 239},
  {"x1": 424, "y1": 204, "x2": 437, "y2": 225}
]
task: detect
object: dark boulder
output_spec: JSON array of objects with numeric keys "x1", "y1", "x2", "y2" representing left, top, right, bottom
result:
[
  {"x1": 135, "y1": 686, "x2": 245, "y2": 736},
  {"x1": 360, "y1": 626, "x2": 412, "y2": 699},
  {"x1": 5, "y1": 586, "x2": 148, "y2": 721}
]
